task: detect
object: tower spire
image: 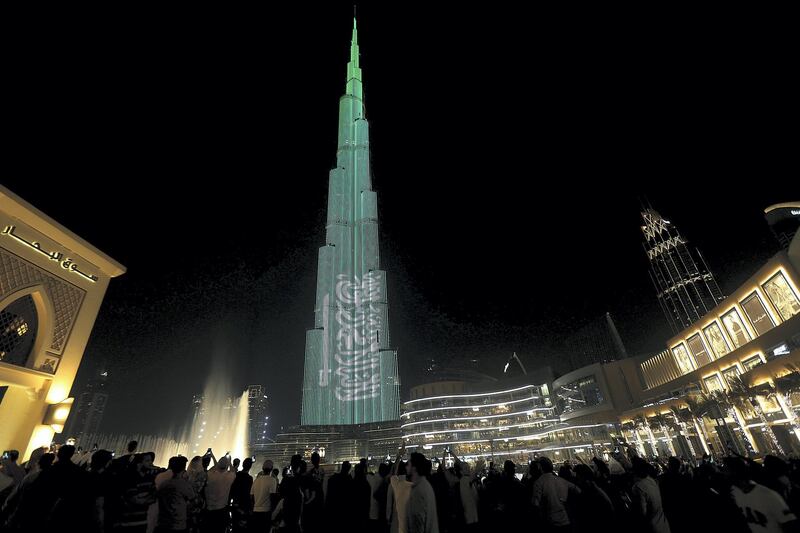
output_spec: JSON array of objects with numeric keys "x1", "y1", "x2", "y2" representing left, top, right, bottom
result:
[{"x1": 346, "y1": 15, "x2": 362, "y2": 98}]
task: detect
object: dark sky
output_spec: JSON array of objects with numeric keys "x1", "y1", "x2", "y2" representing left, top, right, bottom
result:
[{"x1": 3, "y1": 5, "x2": 795, "y2": 436}]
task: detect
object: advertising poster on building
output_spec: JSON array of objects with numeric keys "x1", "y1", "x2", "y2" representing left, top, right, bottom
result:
[
  {"x1": 687, "y1": 334, "x2": 712, "y2": 367},
  {"x1": 703, "y1": 322, "x2": 730, "y2": 358},
  {"x1": 721, "y1": 308, "x2": 751, "y2": 349},
  {"x1": 671, "y1": 343, "x2": 695, "y2": 375},
  {"x1": 763, "y1": 272, "x2": 800, "y2": 321},
  {"x1": 741, "y1": 292, "x2": 775, "y2": 336}
]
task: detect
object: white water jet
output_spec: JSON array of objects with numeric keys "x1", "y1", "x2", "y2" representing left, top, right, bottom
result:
[{"x1": 184, "y1": 383, "x2": 249, "y2": 462}]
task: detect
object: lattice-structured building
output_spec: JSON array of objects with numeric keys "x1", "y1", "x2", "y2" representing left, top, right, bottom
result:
[
  {"x1": 0, "y1": 186, "x2": 125, "y2": 459},
  {"x1": 641, "y1": 208, "x2": 725, "y2": 333},
  {"x1": 301, "y1": 19, "x2": 400, "y2": 425}
]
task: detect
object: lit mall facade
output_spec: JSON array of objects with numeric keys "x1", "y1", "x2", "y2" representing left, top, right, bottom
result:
[
  {"x1": 402, "y1": 375, "x2": 617, "y2": 463},
  {"x1": 403, "y1": 231, "x2": 800, "y2": 463},
  {"x1": 624, "y1": 246, "x2": 800, "y2": 458},
  {"x1": 0, "y1": 186, "x2": 124, "y2": 459}
]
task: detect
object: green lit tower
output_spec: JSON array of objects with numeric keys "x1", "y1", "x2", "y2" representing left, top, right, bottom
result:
[{"x1": 301, "y1": 18, "x2": 400, "y2": 425}]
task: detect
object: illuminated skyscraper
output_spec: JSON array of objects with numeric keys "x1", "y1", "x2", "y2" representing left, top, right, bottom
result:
[
  {"x1": 301, "y1": 19, "x2": 400, "y2": 425},
  {"x1": 641, "y1": 208, "x2": 725, "y2": 333},
  {"x1": 247, "y1": 384, "x2": 269, "y2": 450},
  {"x1": 64, "y1": 368, "x2": 109, "y2": 439}
]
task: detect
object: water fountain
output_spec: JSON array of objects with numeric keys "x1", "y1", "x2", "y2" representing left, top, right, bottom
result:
[{"x1": 184, "y1": 380, "x2": 250, "y2": 461}]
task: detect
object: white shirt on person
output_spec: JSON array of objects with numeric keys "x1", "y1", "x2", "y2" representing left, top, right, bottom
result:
[
  {"x1": 459, "y1": 476, "x2": 479, "y2": 525},
  {"x1": 251, "y1": 473, "x2": 278, "y2": 512},
  {"x1": 205, "y1": 468, "x2": 236, "y2": 511},
  {"x1": 406, "y1": 477, "x2": 438, "y2": 533},
  {"x1": 732, "y1": 481, "x2": 797, "y2": 533},
  {"x1": 388, "y1": 475, "x2": 414, "y2": 533}
]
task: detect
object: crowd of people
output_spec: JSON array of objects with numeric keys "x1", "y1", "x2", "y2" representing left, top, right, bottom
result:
[{"x1": 2, "y1": 438, "x2": 800, "y2": 533}]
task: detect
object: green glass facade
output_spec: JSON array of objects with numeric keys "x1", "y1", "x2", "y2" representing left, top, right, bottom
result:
[{"x1": 301, "y1": 19, "x2": 400, "y2": 425}]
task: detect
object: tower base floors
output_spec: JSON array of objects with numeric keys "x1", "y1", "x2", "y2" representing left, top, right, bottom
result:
[{"x1": 255, "y1": 421, "x2": 401, "y2": 468}]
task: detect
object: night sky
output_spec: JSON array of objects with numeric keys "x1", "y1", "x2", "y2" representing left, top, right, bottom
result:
[{"x1": 3, "y1": 5, "x2": 794, "y2": 436}]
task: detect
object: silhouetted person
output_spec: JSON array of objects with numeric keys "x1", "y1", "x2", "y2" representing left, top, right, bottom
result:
[
  {"x1": 326, "y1": 461, "x2": 354, "y2": 527},
  {"x1": 250, "y1": 459, "x2": 277, "y2": 532},
  {"x1": 352, "y1": 463, "x2": 372, "y2": 533},
  {"x1": 3, "y1": 452, "x2": 56, "y2": 531},
  {"x1": 39, "y1": 445, "x2": 94, "y2": 530},
  {"x1": 573, "y1": 463, "x2": 615, "y2": 533},
  {"x1": 230, "y1": 457, "x2": 253, "y2": 532},
  {"x1": 406, "y1": 453, "x2": 438, "y2": 533},
  {"x1": 373, "y1": 462, "x2": 391, "y2": 533},
  {"x1": 277, "y1": 454, "x2": 304, "y2": 533},
  {"x1": 532, "y1": 456, "x2": 579, "y2": 532},
  {"x1": 113, "y1": 441, "x2": 139, "y2": 470},
  {"x1": 388, "y1": 454, "x2": 413, "y2": 533},
  {"x1": 0, "y1": 451, "x2": 25, "y2": 487},
  {"x1": 658, "y1": 457, "x2": 691, "y2": 531},
  {"x1": 87, "y1": 449, "x2": 113, "y2": 533},
  {"x1": 302, "y1": 452, "x2": 324, "y2": 533},
  {"x1": 429, "y1": 458, "x2": 452, "y2": 533},
  {"x1": 631, "y1": 456, "x2": 670, "y2": 533},
  {"x1": 728, "y1": 456, "x2": 797, "y2": 533},
  {"x1": 156, "y1": 456, "x2": 195, "y2": 533},
  {"x1": 762, "y1": 455, "x2": 793, "y2": 505},
  {"x1": 203, "y1": 455, "x2": 235, "y2": 533}
]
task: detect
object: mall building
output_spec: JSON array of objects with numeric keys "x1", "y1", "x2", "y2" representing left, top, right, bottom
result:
[
  {"x1": 403, "y1": 217, "x2": 800, "y2": 463},
  {"x1": 622, "y1": 242, "x2": 800, "y2": 458},
  {"x1": 0, "y1": 186, "x2": 124, "y2": 460}
]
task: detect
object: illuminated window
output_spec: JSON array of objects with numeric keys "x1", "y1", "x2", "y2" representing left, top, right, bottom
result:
[
  {"x1": 756, "y1": 394, "x2": 783, "y2": 414},
  {"x1": 556, "y1": 375, "x2": 604, "y2": 415},
  {"x1": 687, "y1": 334, "x2": 712, "y2": 367},
  {"x1": 721, "y1": 308, "x2": 751, "y2": 349},
  {"x1": 741, "y1": 355, "x2": 764, "y2": 372},
  {"x1": 762, "y1": 272, "x2": 800, "y2": 322},
  {"x1": 671, "y1": 344, "x2": 695, "y2": 375},
  {"x1": 0, "y1": 295, "x2": 38, "y2": 368},
  {"x1": 721, "y1": 366, "x2": 741, "y2": 387},
  {"x1": 770, "y1": 343, "x2": 790, "y2": 358},
  {"x1": 703, "y1": 321, "x2": 730, "y2": 358},
  {"x1": 740, "y1": 292, "x2": 775, "y2": 337},
  {"x1": 704, "y1": 375, "x2": 725, "y2": 394}
]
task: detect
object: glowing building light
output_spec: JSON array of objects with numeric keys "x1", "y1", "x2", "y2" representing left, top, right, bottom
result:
[
  {"x1": 404, "y1": 385, "x2": 538, "y2": 405},
  {"x1": 300, "y1": 17, "x2": 400, "y2": 425}
]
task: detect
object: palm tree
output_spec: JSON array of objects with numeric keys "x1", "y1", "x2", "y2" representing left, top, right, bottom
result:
[
  {"x1": 634, "y1": 415, "x2": 659, "y2": 456},
  {"x1": 669, "y1": 406, "x2": 698, "y2": 458},
  {"x1": 725, "y1": 376, "x2": 785, "y2": 455},
  {"x1": 651, "y1": 412, "x2": 677, "y2": 456},
  {"x1": 774, "y1": 367, "x2": 800, "y2": 448},
  {"x1": 775, "y1": 366, "x2": 800, "y2": 398},
  {"x1": 685, "y1": 394, "x2": 715, "y2": 455}
]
